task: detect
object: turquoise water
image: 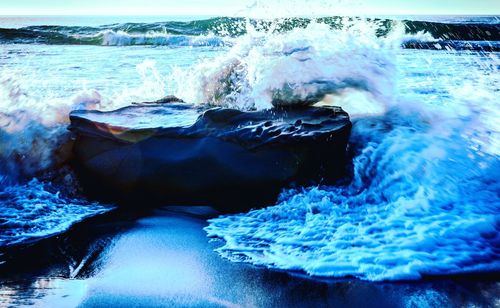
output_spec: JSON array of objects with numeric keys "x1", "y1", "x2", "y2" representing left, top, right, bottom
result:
[{"x1": 0, "y1": 15, "x2": 499, "y2": 281}]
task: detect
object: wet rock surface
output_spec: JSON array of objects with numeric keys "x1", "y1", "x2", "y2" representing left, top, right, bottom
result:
[{"x1": 69, "y1": 102, "x2": 351, "y2": 209}]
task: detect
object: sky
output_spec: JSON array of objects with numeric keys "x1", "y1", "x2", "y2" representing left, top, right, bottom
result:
[{"x1": 0, "y1": 0, "x2": 499, "y2": 16}]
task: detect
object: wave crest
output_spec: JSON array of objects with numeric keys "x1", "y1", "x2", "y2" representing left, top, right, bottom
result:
[
  {"x1": 171, "y1": 21, "x2": 397, "y2": 110},
  {"x1": 75, "y1": 30, "x2": 232, "y2": 47},
  {"x1": 1, "y1": 16, "x2": 497, "y2": 49},
  {"x1": 0, "y1": 70, "x2": 101, "y2": 181}
]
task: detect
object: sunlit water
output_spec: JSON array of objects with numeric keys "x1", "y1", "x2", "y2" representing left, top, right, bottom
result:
[{"x1": 0, "y1": 15, "x2": 499, "y2": 281}]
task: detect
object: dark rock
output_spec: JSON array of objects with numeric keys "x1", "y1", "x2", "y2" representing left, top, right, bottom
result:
[
  {"x1": 68, "y1": 103, "x2": 351, "y2": 210},
  {"x1": 132, "y1": 95, "x2": 185, "y2": 106}
]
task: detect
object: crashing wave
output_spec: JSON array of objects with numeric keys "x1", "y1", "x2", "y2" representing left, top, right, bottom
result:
[
  {"x1": 0, "y1": 71, "x2": 113, "y2": 249},
  {"x1": 171, "y1": 21, "x2": 396, "y2": 110},
  {"x1": 77, "y1": 30, "x2": 232, "y2": 47},
  {"x1": 203, "y1": 16, "x2": 500, "y2": 281},
  {"x1": 206, "y1": 107, "x2": 500, "y2": 281},
  {"x1": 0, "y1": 16, "x2": 497, "y2": 49},
  {"x1": 0, "y1": 70, "x2": 102, "y2": 180}
]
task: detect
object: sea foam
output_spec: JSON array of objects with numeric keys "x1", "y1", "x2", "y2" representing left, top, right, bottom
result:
[
  {"x1": 0, "y1": 70, "x2": 124, "y2": 248},
  {"x1": 171, "y1": 21, "x2": 397, "y2": 110},
  {"x1": 82, "y1": 30, "x2": 232, "y2": 47},
  {"x1": 0, "y1": 179, "x2": 111, "y2": 247},
  {"x1": 0, "y1": 70, "x2": 101, "y2": 180},
  {"x1": 206, "y1": 108, "x2": 500, "y2": 280},
  {"x1": 204, "y1": 18, "x2": 500, "y2": 281}
]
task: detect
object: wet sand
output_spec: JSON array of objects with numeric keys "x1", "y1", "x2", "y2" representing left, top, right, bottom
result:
[{"x1": 0, "y1": 206, "x2": 499, "y2": 307}]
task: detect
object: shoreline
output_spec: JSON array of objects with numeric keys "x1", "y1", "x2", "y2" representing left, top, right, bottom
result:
[{"x1": 1, "y1": 206, "x2": 498, "y2": 307}]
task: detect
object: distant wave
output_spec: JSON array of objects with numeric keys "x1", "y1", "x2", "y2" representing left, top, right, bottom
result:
[
  {"x1": 0, "y1": 17, "x2": 498, "y2": 50},
  {"x1": 85, "y1": 30, "x2": 231, "y2": 47},
  {"x1": 0, "y1": 28, "x2": 232, "y2": 47}
]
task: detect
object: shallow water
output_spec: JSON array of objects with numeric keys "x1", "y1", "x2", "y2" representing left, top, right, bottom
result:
[{"x1": 1, "y1": 207, "x2": 499, "y2": 307}]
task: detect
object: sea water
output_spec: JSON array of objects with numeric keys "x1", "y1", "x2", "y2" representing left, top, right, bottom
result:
[{"x1": 0, "y1": 15, "x2": 498, "y2": 280}]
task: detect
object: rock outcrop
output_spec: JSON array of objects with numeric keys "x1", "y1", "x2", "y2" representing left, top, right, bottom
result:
[{"x1": 69, "y1": 102, "x2": 351, "y2": 210}]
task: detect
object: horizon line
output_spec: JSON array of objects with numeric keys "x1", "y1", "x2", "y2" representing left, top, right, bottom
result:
[{"x1": 0, "y1": 13, "x2": 498, "y2": 17}]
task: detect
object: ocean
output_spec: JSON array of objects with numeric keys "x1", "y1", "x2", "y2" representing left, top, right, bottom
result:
[{"x1": 0, "y1": 15, "x2": 499, "y2": 282}]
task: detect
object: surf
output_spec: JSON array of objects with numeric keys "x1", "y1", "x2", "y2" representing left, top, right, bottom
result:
[
  {"x1": 201, "y1": 16, "x2": 500, "y2": 281},
  {"x1": 0, "y1": 16, "x2": 498, "y2": 51},
  {"x1": 0, "y1": 70, "x2": 112, "y2": 249}
]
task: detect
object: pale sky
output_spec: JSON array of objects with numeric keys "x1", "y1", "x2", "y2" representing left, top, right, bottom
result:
[{"x1": 0, "y1": 0, "x2": 499, "y2": 16}]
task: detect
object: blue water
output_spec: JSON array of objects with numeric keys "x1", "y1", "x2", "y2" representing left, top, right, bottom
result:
[{"x1": 0, "y1": 15, "x2": 499, "y2": 280}]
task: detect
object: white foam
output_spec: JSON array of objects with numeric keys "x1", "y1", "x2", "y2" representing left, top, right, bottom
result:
[
  {"x1": 206, "y1": 106, "x2": 500, "y2": 280},
  {"x1": 0, "y1": 70, "x2": 103, "y2": 179},
  {"x1": 0, "y1": 179, "x2": 112, "y2": 247},
  {"x1": 0, "y1": 70, "x2": 118, "y2": 248},
  {"x1": 204, "y1": 19, "x2": 500, "y2": 281},
  {"x1": 171, "y1": 20, "x2": 397, "y2": 110},
  {"x1": 385, "y1": 22, "x2": 438, "y2": 45},
  {"x1": 73, "y1": 30, "x2": 231, "y2": 47},
  {"x1": 0, "y1": 61, "x2": 171, "y2": 179}
]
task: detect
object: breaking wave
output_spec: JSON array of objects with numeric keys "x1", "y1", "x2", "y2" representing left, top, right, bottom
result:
[
  {"x1": 0, "y1": 17, "x2": 498, "y2": 50},
  {"x1": 0, "y1": 70, "x2": 112, "y2": 249},
  {"x1": 203, "y1": 16, "x2": 500, "y2": 281},
  {"x1": 0, "y1": 55, "x2": 174, "y2": 248},
  {"x1": 170, "y1": 21, "x2": 397, "y2": 110},
  {"x1": 94, "y1": 31, "x2": 230, "y2": 47}
]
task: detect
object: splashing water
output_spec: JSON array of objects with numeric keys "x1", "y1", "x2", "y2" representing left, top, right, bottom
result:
[
  {"x1": 0, "y1": 63, "x2": 164, "y2": 247},
  {"x1": 0, "y1": 69, "x2": 102, "y2": 180},
  {"x1": 0, "y1": 58, "x2": 171, "y2": 181},
  {"x1": 0, "y1": 51, "x2": 184, "y2": 246},
  {"x1": 0, "y1": 71, "x2": 116, "y2": 248},
  {"x1": 171, "y1": 20, "x2": 402, "y2": 110},
  {"x1": 203, "y1": 17, "x2": 500, "y2": 280}
]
